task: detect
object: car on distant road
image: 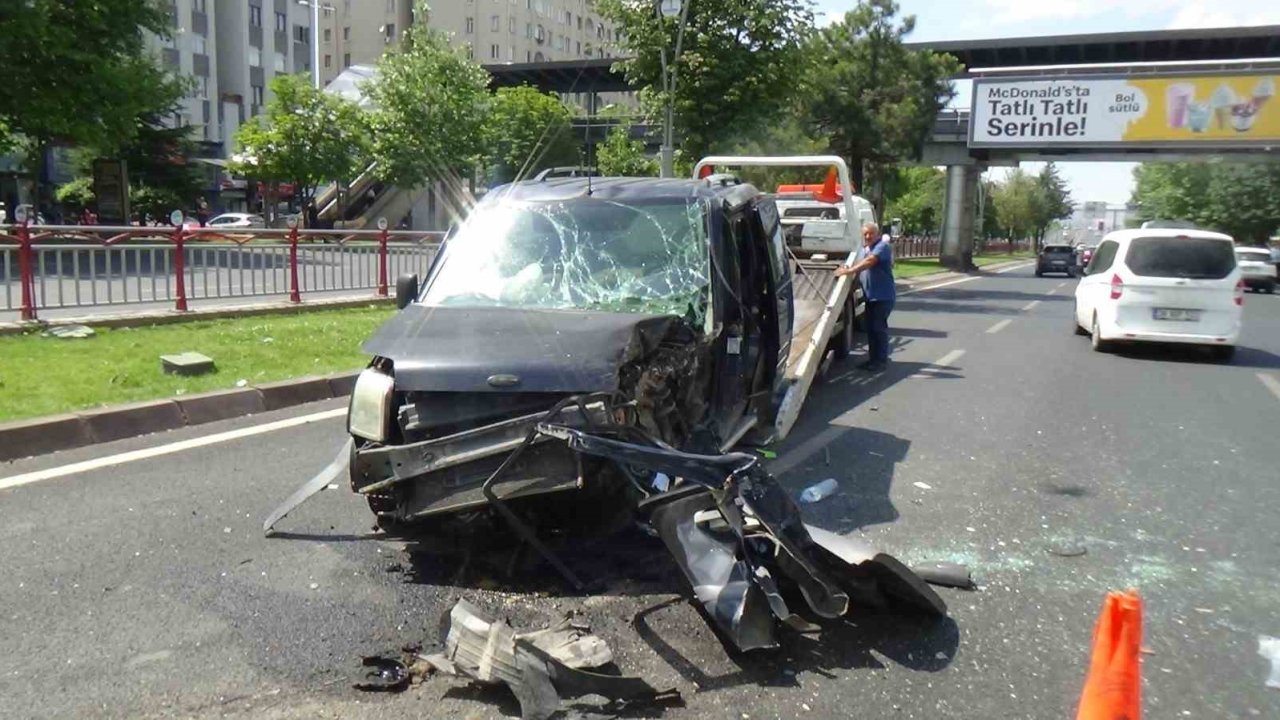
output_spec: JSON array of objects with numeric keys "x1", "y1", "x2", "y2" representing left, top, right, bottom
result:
[
  {"x1": 1234, "y1": 246, "x2": 1276, "y2": 294},
  {"x1": 1035, "y1": 244, "x2": 1077, "y2": 277},
  {"x1": 1073, "y1": 229, "x2": 1242, "y2": 360},
  {"x1": 207, "y1": 212, "x2": 266, "y2": 229}
]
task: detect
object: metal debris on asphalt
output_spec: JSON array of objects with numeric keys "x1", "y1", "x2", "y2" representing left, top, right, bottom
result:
[
  {"x1": 912, "y1": 561, "x2": 976, "y2": 590},
  {"x1": 353, "y1": 655, "x2": 411, "y2": 692},
  {"x1": 419, "y1": 600, "x2": 677, "y2": 720}
]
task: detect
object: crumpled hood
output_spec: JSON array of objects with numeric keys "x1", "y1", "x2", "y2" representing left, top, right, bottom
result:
[{"x1": 362, "y1": 305, "x2": 679, "y2": 392}]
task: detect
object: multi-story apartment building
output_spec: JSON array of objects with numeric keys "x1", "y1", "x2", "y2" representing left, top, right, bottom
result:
[
  {"x1": 149, "y1": 0, "x2": 314, "y2": 154},
  {"x1": 317, "y1": 0, "x2": 622, "y2": 86}
]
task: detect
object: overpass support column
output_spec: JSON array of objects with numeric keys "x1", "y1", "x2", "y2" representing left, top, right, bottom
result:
[{"x1": 940, "y1": 164, "x2": 979, "y2": 271}]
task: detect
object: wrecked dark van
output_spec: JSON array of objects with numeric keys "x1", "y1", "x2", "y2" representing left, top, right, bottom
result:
[{"x1": 267, "y1": 159, "x2": 948, "y2": 651}]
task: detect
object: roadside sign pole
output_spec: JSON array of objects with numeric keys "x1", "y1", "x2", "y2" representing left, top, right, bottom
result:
[
  {"x1": 288, "y1": 222, "x2": 302, "y2": 303},
  {"x1": 172, "y1": 225, "x2": 189, "y2": 312},
  {"x1": 376, "y1": 217, "x2": 389, "y2": 297},
  {"x1": 17, "y1": 219, "x2": 37, "y2": 322}
]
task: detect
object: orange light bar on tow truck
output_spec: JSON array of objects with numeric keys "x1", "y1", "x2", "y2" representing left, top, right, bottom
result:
[{"x1": 776, "y1": 168, "x2": 850, "y2": 204}]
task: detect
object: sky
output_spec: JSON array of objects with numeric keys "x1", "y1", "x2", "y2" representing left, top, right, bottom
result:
[{"x1": 811, "y1": 0, "x2": 1280, "y2": 205}]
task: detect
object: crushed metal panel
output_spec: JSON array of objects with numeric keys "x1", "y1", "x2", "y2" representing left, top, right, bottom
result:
[{"x1": 438, "y1": 600, "x2": 674, "y2": 720}]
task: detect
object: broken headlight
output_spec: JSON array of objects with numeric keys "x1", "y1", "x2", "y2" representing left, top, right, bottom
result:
[{"x1": 348, "y1": 368, "x2": 395, "y2": 442}]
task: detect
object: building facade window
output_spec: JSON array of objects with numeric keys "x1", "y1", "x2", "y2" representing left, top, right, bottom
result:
[
  {"x1": 193, "y1": 0, "x2": 206, "y2": 11},
  {"x1": 466, "y1": 17, "x2": 474, "y2": 33},
  {"x1": 192, "y1": 35, "x2": 206, "y2": 54},
  {"x1": 490, "y1": 15, "x2": 499, "y2": 31},
  {"x1": 274, "y1": 52, "x2": 286, "y2": 71},
  {"x1": 249, "y1": 46, "x2": 262, "y2": 66},
  {"x1": 490, "y1": 43, "x2": 500, "y2": 59},
  {"x1": 509, "y1": 16, "x2": 515, "y2": 34},
  {"x1": 343, "y1": 52, "x2": 351, "y2": 67},
  {"x1": 275, "y1": 11, "x2": 286, "y2": 32},
  {"x1": 249, "y1": 5, "x2": 261, "y2": 27},
  {"x1": 252, "y1": 85, "x2": 264, "y2": 106},
  {"x1": 343, "y1": 26, "x2": 350, "y2": 40},
  {"x1": 385, "y1": 23, "x2": 396, "y2": 40},
  {"x1": 324, "y1": 54, "x2": 332, "y2": 67},
  {"x1": 324, "y1": 27, "x2": 331, "y2": 42}
]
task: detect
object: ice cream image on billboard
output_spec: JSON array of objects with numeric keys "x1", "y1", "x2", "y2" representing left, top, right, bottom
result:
[{"x1": 1210, "y1": 84, "x2": 1237, "y2": 130}]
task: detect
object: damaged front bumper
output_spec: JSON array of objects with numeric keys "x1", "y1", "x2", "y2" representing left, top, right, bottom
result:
[
  {"x1": 541, "y1": 424, "x2": 946, "y2": 651},
  {"x1": 266, "y1": 397, "x2": 946, "y2": 653}
]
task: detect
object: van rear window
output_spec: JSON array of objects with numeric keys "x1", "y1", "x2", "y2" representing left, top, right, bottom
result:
[{"x1": 1125, "y1": 236, "x2": 1235, "y2": 279}]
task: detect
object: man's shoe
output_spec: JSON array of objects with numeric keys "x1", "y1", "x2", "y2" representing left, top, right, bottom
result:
[
  {"x1": 862, "y1": 361, "x2": 887, "y2": 373},
  {"x1": 856, "y1": 360, "x2": 876, "y2": 370}
]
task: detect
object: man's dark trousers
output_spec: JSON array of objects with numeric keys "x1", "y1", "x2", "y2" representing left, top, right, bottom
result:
[{"x1": 865, "y1": 299, "x2": 894, "y2": 364}]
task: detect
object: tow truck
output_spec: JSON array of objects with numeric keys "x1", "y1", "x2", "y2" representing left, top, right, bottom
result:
[{"x1": 265, "y1": 156, "x2": 945, "y2": 652}]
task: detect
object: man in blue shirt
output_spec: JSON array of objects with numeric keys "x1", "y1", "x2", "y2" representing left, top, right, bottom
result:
[{"x1": 835, "y1": 222, "x2": 895, "y2": 371}]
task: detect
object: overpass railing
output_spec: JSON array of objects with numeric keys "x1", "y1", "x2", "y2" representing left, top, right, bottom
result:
[{"x1": 0, "y1": 224, "x2": 442, "y2": 321}]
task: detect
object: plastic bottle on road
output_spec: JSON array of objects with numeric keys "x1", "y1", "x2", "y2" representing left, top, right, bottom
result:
[{"x1": 799, "y1": 478, "x2": 839, "y2": 504}]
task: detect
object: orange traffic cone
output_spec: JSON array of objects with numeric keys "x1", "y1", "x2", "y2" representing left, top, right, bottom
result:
[{"x1": 1076, "y1": 590, "x2": 1143, "y2": 720}]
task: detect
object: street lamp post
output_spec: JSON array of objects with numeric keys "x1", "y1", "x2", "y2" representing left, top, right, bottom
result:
[
  {"x1": 297, "y1": 0, "x2": 334, "y2": 90},
  {"x1": 656, "y1": 0, "x2": 690, "y2": 178}
]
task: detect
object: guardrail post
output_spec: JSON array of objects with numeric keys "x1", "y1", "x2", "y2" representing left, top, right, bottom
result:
[
  {"x1": 17, "y1": 220, "x2": 37, "y2": 321},
  {"x1": 173, "y1": 225, "x2": 188, "y2": 312},
  {"x1": 377, "y1": 225, "x2": 389, "y2": 297},
  {"x1": 288, "y1": 225, "x2": 301, "y2": 303}
]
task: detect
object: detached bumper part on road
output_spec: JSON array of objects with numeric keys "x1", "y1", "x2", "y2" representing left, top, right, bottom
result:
[{"x1": 265, "y1": 394, "x2": 947, "y2": 654}]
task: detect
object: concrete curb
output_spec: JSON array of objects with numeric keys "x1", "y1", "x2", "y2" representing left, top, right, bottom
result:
[
  {"x1": 0, "y1": 295, "x2": 394, "y2": 336},
  {"x1": 0, "y1": 370, "x2": 359, "y2": 463}
]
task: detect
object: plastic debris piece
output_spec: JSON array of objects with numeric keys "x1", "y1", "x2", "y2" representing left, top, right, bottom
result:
[
  {"x1": 756, "y1": 449, "x2": 778, "y2": 459},
  {"x1": 1047, "y1": 539, "x2": 1088, "y2": 557},
  {"x1": 912, "y1": 481, "x2": 933, "y2": 490},
  {"x1": 799, "y1": 478, "x2": 839, "y2": 503},
  {"x1": 235, "y1": 379, "x2": 248, "y2": 388},
  {"x1": 435, "y1": 600, "x2": 674, "y2": 720},
  {"x1": 1259, "y1": 635, "x2": 1280, "y2": 689},
  {"x1": 913, "y1": 561, "x2": 975, "y2": 590},
  {"x1": 354, "y1": 656, "x2": 410, "y2": 692},
  {"x1": 652, "y1": 472, "x2": 671, "y2": 492},
  {"x1": 43, "y1": 324, "x2": 95, "y2": 339}
]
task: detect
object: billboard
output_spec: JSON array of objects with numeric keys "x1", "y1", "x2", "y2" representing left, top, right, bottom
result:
[{"x1": 970, "y1": 72, "x2": 1279, "y2": 148}]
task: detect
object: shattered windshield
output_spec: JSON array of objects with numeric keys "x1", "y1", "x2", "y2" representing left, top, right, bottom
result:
[{"x1": 422, "y1": 197, "x2": 710, "y2": 322}]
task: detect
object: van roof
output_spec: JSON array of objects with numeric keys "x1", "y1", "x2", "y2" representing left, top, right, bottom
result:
[{"x1": 1102, "y1": 228, "x2": 1233, "y2": 243}]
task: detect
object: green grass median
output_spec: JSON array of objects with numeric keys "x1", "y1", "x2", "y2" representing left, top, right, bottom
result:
[
  {"x1": 0, "y1": 305, "x2": 395, "y2": 423},
  {"x1": 895, "y1": 252, "x2": 1033, "y2": 279}
]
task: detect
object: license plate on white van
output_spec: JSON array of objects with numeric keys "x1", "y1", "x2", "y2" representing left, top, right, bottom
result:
[{"x1": 1153, "y1": 308, "x2": 1201, "y2": 321}]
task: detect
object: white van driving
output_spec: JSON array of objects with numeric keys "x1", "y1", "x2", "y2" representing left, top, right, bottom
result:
[{"x1": 1073, "y1": 229, "x2": 1242, "y2": 360}]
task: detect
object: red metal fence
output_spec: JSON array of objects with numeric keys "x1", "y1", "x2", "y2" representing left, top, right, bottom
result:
[{"x1": 0, "y1": 223, "x2": 442, "y2": 321}]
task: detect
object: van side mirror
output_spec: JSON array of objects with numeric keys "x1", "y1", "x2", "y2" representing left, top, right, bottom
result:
[{"x1": 395, "y1": 273, "x2": 419, "y2": 309}]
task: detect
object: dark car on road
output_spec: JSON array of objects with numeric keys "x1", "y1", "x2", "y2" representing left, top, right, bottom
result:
[{"x1": 1036, "y1": 244, "x2": 1077, "y2": 277}]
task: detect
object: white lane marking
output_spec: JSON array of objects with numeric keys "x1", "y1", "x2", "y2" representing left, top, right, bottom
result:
[
  {"x1": 1056, "y1": 281, "x2": 1069, "y2": 288},
  {"x1": 0, "y1": 407, "x2": 346, "y2": 492},
  {"x1": 1021, "y1": 300, "x2": 1041, "y2": 311},
  {"x1": 996, "y1": 262, "x2": 1035, "y2": 274},
  {"x1": 985, "y1": 318, "x2": 1013, "y2": 334},
  {"x1": 897, "y1": 262, "x2": 1034, "y2": 296},
  {"x1": 1258, "y1": 373, "x2": 1280, "y2": 403},
  {"x1": 771, "y1": 425, "x2": 849, "y2": 475},
  {"x1": 1046, "y1": 287, "x2": 1058, "y2": 295},
  {"x1": 909, "y1": 349, "x2": 967, "y2": 379}
]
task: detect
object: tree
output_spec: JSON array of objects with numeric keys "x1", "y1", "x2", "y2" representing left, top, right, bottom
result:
[
  {"x1": 883, "y1": 166, "x2": 945, "y2": 236},
  {"x1": 600, "y1": 0, "x2": 814, "y2": 162},
  {"x1": 364, "y1": 2, "x2": 491, "y2": 189},
  {"x1": 228, "y1": 73, "x2": 367, "y2": 213},
  {"x1": 596, "y1": 125, "x2": 659, "y2": 177},
  {"x1": 0, "y1": 0, "x2": 185, "y2": 213},
  {"x1": 1130, "y1": 162, "x2": 1280, "y2": 244},
  {"x1": 1030, "y1": 162, "x2": 1073, "y2": 248},
  {"x1": 802, "y1": 0, "x2": 960, "y2": 194},
  {"x1": 991, "y1": 169, "x2": 1039, "y2": 244},
  {"x1": 484, "y1": 86, "x2": 581, "y2": 184}
]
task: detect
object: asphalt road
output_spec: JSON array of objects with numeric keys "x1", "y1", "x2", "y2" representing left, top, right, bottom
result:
[{"x1": 2, "y1": 264, "x2": 1279, "y2": 719}]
